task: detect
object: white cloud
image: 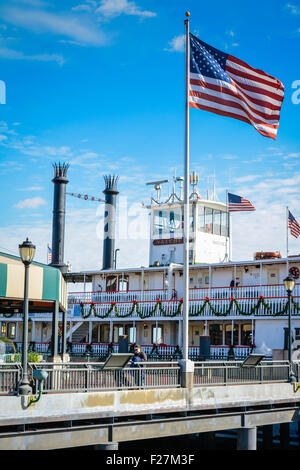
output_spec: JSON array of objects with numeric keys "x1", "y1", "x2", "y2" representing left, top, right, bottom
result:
[
  {"x1": 18, "y1": 186, "x2": 45, "y2": 191},
  {"x1": 0, "y1": 6, "x2": 109, "y2": 46},
  {"x1": 96, "y1": 0, "x2": 156, "y2": 19},
  {"x1": 14, "y1": 197, "x2": 47, "y2": 209},
  {"x1": 0, "y1": 46, "x2": 65, "y2": 65},
  {"x1": 286, "y1": 3, "x2": 300, "y2": 15},
  {"x1": 164, "y1": 34, "x2": 185, "y2": 52},
  {"x1": 234, "y1": 174, "x2": 260, "y2": 183}
]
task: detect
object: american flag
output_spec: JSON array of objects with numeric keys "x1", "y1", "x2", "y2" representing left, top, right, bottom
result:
[
  {"x1": 228, "y1": 193, "x2": 255, "y2": 212},
  {"x1": 189, "y1": 34, "x2": 284, "y2": 140},
  {"x1": 47, "y1": 244, "x2": 52, "y2": 264},
  {"x1": 288, "y1": 210, "x2": 300, "y2": 238}
]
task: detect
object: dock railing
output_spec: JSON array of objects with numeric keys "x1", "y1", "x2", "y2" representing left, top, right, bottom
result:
[
  {"x1": 0, "y1": 361, "x2": 297, "y2": 395},
  {"x1": 194, "y1": 360, "x2": 291, "y2": 386},
  {"x1": 29, "y1": 361, "x2": 181, "y2": 393}
]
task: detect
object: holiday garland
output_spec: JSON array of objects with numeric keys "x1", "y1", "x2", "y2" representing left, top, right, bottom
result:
[
  {"x1": 76, "y1": 295, "x2": 300, "y2": 319},
  {"x1": 79, "y1": 298, "x2": 184, "y2": 319}
]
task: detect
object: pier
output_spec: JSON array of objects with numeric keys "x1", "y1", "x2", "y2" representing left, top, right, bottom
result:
[{"x1": 1, "y1": 359, "x2": 300, "y2": 450}]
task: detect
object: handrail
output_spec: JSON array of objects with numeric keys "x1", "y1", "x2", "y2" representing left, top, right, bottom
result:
[
  {"x1": 69, "y1": 288, "x2": 171, "y2": 295},
  {"x1": 69, "y1": 295, "x2": 299, "y2": 305},
  {"x1": 69, "y1": 283, "x2": 300, "y2": 295}
]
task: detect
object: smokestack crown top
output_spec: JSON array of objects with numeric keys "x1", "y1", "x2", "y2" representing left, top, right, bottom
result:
[
  {"x1": 103, "y1": 175, "x2": 119, "y2": 194},
  {"x1": 52, "y1": 162, "x2": 69, "y2": 183}
]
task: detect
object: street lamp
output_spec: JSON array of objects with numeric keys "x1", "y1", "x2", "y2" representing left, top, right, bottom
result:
[
  {"x1": 18, "y1": 238, "x2": 36, "y2": 395},
  {"x1": 284, "y1": 275, "x2": 296, "y2": 382}
]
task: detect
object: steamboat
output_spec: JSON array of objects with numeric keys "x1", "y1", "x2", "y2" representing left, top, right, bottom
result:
[{"x1": 1, "y1": 164, "x2": 300, "y2": 362}]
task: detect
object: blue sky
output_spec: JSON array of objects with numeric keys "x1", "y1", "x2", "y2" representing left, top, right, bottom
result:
[{"x1": 0, "y1": 0, "x2": 300, "y2": 271}]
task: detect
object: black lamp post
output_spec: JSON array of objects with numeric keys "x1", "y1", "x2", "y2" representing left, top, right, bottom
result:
[
  {"x1": 18, "y1": 238, "x2": 36, "y2": 395},
  {"x1": 284, "y1": 275, "x2": 296, "y2": 382}
]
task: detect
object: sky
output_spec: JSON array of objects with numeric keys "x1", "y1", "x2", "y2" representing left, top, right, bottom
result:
[{"x1": 0, "y1": 0, "x2": 300, "y2": 272}]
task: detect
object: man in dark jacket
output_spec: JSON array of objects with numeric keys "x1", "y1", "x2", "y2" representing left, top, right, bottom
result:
[{"x1": 131, "y1": 345, "x2": 147, "y2": 387}]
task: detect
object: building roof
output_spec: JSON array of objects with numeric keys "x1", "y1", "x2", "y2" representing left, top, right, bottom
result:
[{"x1": 0, "y1": 252, "x2": 68, "y2": 313}]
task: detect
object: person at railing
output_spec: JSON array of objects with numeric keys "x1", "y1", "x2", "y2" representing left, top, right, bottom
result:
[{"x1": 130, "y1": 345, "x2": 147, "y2": 388}]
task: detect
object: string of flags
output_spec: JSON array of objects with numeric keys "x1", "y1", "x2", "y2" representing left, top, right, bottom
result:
[{"x1": 66, "y1": 192, "x2": 105, "y2": 203}]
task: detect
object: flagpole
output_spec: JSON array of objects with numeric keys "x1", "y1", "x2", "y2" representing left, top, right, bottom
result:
[
  {"x1": 286, "y1": 206, "x2": 289, "y2": 275},
  {"x1": 226, "y1": 190, "x2": 231, "y2": 261},
  {"x1": 183, "y1": 11, "x2": 190, "y2": 362}
]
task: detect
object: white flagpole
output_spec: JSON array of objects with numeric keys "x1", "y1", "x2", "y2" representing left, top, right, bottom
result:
[
  {"x1": 286, "y1": 206, "x2": 289, "y2": 275},
  {"x1": 226, "y1": 190, "x2": 231, "y2": 261},
  {"x1": 183, "y1": 11, "x2": 190, "y2": 362}
]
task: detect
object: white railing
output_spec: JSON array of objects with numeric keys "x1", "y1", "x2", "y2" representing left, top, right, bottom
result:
[
  {"x1": 68, "y1": 284, "x2": 300, "y2": 319},
  {"x1": 68, "y1": 289, "x2": 172, "y2": 304},
  {"x1": 189, "y1": 283, "x2": 300, "y2": 300}
]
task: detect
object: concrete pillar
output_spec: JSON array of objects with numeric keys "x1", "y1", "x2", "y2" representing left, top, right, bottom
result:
[
  {"x1": 262, "y1": 425, "x2": 273, "y2": 450},
  {"x1": 95, "y1": 442, "x2": 119, "y2": 450},
  {"x1": 280, "y1": 423, "x2": 290, "y2": 449},
  {"x1": 205, "y1": 431, "x2": 215, "y2": 450},
  {"x1": 179, "y1": 359, "x2": 194, "y2": 388},
  {"x1": 237, "y1": 427, "x2": 257, "y2": 450}
]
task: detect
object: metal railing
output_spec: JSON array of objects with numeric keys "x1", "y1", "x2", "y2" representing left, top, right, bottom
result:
[
  {"x1": 0, "y1": 364, "x2": 22, "y2": 395},
  {"x1": 30, "y1": 362, "x2": 181, "y2": 392},
  {"x1": 0, "y1": 360, "x2": 296, "y2": 395},
  {"x1": 193, "y1": 361, "x2": 291, "y2": 386}
]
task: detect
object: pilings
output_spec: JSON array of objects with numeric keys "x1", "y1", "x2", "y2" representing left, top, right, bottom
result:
[
  {"x1": 95, "y1": 442, "x2": 119, "y2": 450},
  {"x1": 237, "y1": 427, "x2": 257, "y2": 450}
]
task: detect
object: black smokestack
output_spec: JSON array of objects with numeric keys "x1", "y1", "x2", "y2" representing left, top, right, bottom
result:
[
  {"x1": 50, "y1": 162, "x2": 69, "y2": 274},
  {"x1": 102, "y1": 175, "x2": 119, "y2": 270}
]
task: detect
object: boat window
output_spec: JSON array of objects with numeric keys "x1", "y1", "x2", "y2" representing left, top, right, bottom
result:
[
  {"x1": 204, "y1": 208, "x2": 213, "y2": 233},
  {"x1": 7, "y1": 323, "x2": 16, "y2": 339},
  {"x1": 241, "y1": 323, "x2": 253, "y2": 346},
  {"x1": 152, "y1": 325, "x2": 163, "y2": 344},
  {"x1": 106, "y1": 275, "x2": 117, "y2": 292},
  {"x1": 209, "y1": 323, "x2": 223, "y2": 345},
  {"x1": 225, "y1": 323, "x2": 239, "y2": 345},
  {"x1": 198, "y1": 206, "x2": 205, "y2": 232},
  {"x1": 129, "y1": 326, "x2": 136, "y2": 343},
  {"x1": 221, "y1": 211, "x2": 228, "y2": 237},
  {"x1": 169, "y1": 207, "x2": 183, "y2": 235},
  {"x1": 100, "y1": 324, "x2": 110, "y2": 343},
  {"x1": 1, "y1": 322, "x2": 6, "y2": 336},
  {"x1": 213, "y1": 210, "x2": 221, "y2": 235},
  {"x1": 113, "y1": 326, "x2": 124, "y2": 343},
  {"x1": 118, "y1": 275, "x2": 129, "y2": 292}
]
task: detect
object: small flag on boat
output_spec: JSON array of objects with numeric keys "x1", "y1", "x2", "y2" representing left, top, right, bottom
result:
[
  {"x1": 47, "y1": 244, "x2": 52, "y2": 264},
  {"x1": 189, "y1": 33, "x2": 284, "y2": 140},
  {"x1": 288, "y1": 210, "x2": 300, "y2": 238},
  {"x1": 228, "y1": 193, "x2": 255, "y2": 212}
]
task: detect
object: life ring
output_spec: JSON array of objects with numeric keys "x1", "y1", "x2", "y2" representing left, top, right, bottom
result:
[
  {"x1": 254, "y1": 251, "x2": 282, "y2": 260},
  {"x1": 289, "y1": 266, "x2": 300, "y2": 280}
]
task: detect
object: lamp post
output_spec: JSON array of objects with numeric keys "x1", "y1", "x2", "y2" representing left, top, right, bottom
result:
[
  {"x1": 284, "y1": 275, "x2": 296, "y2": 382},
  {"x1": 18, "y1": 238, "x2": 36, "y2": 395}
]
